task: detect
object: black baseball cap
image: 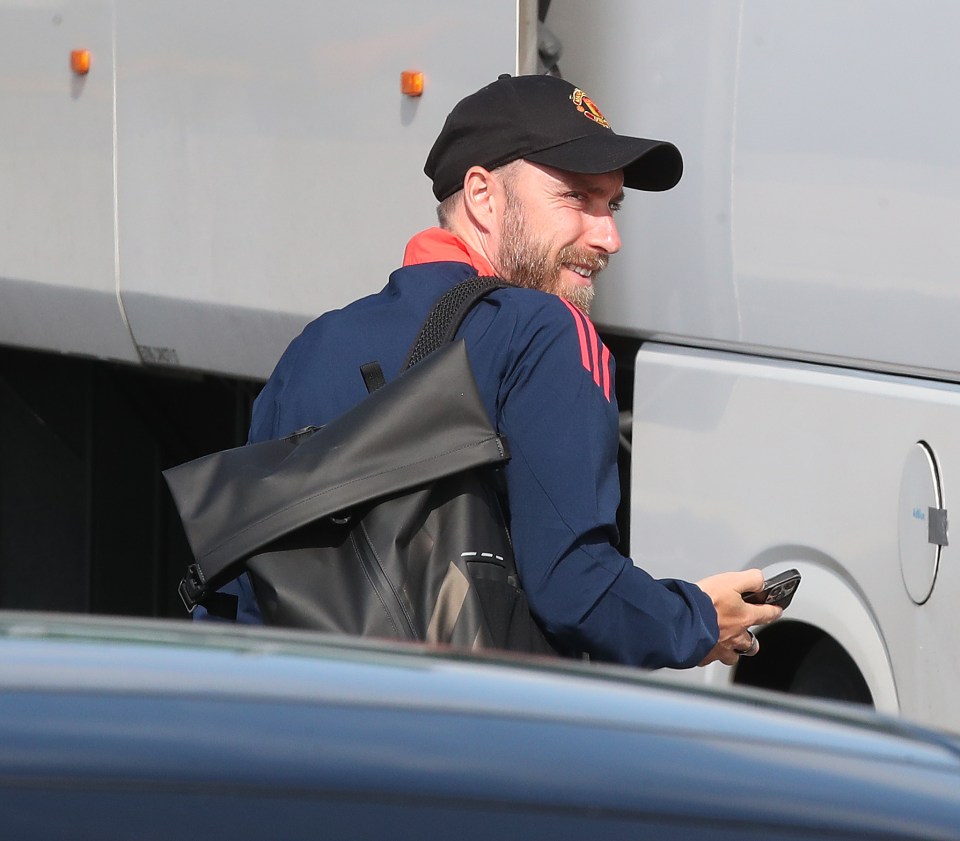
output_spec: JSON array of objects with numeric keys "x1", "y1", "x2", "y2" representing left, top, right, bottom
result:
[{"x1": 425, "y1": 74, "x2": 683, "y2": 201}]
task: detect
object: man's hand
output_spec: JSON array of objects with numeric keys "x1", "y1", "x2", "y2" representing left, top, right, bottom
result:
[{"x1": 696, "y1": 569, "x2": 784, "y2": 666}]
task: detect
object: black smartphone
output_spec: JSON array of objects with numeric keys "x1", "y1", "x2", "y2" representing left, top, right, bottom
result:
[{"x1": 743, "y1": 568, "x2": 801, "y2": 608}]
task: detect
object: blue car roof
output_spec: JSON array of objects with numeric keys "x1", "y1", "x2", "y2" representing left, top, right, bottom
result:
[{"x1": 1, "y1": 612, "x2": 959, "y2": 840}]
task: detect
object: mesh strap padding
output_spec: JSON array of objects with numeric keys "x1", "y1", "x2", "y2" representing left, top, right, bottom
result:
[{"x1": 403, "y1": 276, "x2": 507, "y2": 370}]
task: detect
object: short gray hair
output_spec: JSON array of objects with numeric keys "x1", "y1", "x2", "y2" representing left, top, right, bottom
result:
[
  {"x1": 434, "y1": 160, "x2": 524, "y2": 229},
  {"x1": 436, "y1": 191, "x2": 459, "y2": 229}
]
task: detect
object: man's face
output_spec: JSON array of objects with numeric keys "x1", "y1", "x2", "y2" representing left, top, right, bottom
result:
[{"x1": 494, "y1": 161, "x2": 624, "y2": 314}]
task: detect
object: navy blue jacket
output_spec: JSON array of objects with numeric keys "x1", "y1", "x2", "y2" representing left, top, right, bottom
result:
[{"x1": 203, "y1": 260, "x2": 718, "y2": 668}]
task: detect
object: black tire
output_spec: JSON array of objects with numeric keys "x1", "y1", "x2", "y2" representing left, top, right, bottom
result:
[{"x1": 788, "y1": 637, "x2": 873, "y2": 705}]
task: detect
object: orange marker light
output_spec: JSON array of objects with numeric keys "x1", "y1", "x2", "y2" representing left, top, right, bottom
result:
[
  {"x1": 400, "y1": 70, "x2": 424, "y2": 97},
  {"x1": 71, "y1": 49, "x2": 91, "y2": 75}
]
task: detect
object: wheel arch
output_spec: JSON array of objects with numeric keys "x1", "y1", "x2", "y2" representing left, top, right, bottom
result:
[{"x1": 713, "y1": 558, "x2": 899, "y2": 713}]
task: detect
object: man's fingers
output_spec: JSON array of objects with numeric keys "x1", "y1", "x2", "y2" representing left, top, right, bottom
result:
[
  {"x1": 718, "y1": 650, "x2": 740, "y2": 666},
  {"x1": 699, "y1": 643, "x2": 740, "y2": 667},
  {"x1": 749, "y1": 603, "x2": 784, "y2": 625},
  {"x1": 735, "y1": 630, "x2": 760, "y2": 657}
]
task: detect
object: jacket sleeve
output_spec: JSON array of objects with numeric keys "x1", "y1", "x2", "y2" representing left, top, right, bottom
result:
[
  {"x1": 191, "y1": 574, "x2": 264, "y2": 624},
  {"x1": 492, "y1": 298, "x2": 718, "y2": 668}
]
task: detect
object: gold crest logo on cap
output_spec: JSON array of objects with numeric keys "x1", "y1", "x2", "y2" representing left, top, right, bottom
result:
[{"x1": 570, "y1": 89, "x2": 611, "y2": 129}]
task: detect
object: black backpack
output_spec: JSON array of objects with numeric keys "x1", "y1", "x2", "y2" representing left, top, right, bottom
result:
[{"x1": 165, "y1": 277, "x2": 558, "y2": 655}]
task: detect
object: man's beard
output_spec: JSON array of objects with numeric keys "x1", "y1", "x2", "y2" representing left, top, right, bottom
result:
[{"x1": 495, "y1": 190, "x2": 608, "y2": 315}]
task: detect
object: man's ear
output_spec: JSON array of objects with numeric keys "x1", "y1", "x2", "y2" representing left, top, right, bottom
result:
[{"x1": 461, "y1": 166, "x2": 499, "y2": 233}]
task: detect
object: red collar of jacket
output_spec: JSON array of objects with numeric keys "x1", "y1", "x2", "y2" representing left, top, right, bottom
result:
[{"x1": 402, "y1": 227, "x2": 497, "y2": 276}]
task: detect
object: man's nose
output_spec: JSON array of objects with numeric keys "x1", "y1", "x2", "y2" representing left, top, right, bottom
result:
[{"x1": 587, "y1": 213, "x2": 622, "y2": 255}]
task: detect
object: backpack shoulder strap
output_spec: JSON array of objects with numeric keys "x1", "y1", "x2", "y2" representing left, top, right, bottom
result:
[{"x1": 402, "y1": 276, "x2": 508, "y2": 371}]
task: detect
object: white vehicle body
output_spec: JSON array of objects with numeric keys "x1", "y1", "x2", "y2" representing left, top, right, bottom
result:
[
  {"x1": 1, "y1": 0, "x2": 533, "y2": 378},
  {"x1": 549, "y1": 0, "x2": 960, "y2": 730},
  {"x1": 3, "y1": 0, "x2": 959, "y2": 730}
]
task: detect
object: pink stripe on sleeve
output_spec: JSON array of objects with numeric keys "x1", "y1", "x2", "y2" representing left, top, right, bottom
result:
[
  {"x1": 560, "y1": 299, "x2": 592, "y2": 372},
  {"x1": 601, "y1": 343, "x2": 611, "y2": 401}
]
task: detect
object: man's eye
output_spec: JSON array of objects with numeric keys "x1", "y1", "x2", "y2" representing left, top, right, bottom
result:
[{"x1": 609, "y1": 201, "x2": 623, "y2": 213}]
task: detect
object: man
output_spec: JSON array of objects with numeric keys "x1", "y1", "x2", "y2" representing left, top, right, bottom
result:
[{"x1": 204, "y1": 74, "x2": 781, "y2": 668}]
